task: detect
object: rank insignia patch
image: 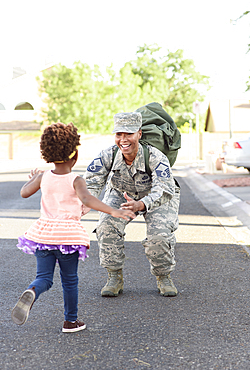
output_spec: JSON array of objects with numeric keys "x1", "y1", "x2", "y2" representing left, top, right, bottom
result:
[
  {"x1": 87, "y1": 158, "x2": 103, "y2": 173},
  {"x1": 155, "y1": 163, "x2": 171, "y2": 178}
]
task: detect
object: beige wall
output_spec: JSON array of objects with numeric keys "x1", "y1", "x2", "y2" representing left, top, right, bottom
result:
[{"x1": 1, "y1": 132, "x2": 250, "y2": 164}]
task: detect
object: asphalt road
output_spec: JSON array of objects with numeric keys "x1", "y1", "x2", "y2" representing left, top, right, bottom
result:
[{"x1": 0, "y1": 167, "x2": 250, "y2": 370}]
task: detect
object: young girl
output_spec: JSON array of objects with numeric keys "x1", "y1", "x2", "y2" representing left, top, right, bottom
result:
[{"x1": 11, "y1": 122, "x2": 135, "y2": 333}]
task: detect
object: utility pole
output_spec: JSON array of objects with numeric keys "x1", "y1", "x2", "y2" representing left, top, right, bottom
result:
[
  {"x1": 229, "y1": 99, "x2": 232, "y2": 138},
  {"x1": 193, "y1": 101, "x2": 200, "y2": 160}
]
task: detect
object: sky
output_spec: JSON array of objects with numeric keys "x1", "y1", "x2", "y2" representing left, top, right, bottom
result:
[{"x1": 1, "y1": 0, "x2": 250, "y2": 105}]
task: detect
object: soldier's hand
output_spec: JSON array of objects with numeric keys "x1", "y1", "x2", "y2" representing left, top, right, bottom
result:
[{"x1": 120, "y1": 192, "x2": 146, "y2": 213}]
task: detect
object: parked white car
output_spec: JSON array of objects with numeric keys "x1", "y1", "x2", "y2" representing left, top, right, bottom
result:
[{"x1": 223, "y1": 136, "x2": 250, "y2": 172}]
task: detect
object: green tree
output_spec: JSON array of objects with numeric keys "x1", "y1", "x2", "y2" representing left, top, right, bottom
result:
[
  {"x1": 37, "y1": 64, "x2": 75, "y2": 126},
  {"x1": 37, "y1": 62, "x2": 118, "y2": 133},
  {"x1": 129, "y1": 44, "x2": 210, "y2": 127},
  {"x1": 115, "y1": 63, "x2": 145, "y2": 112},
  {"x1": 37, "y1": 44, "x2": 210, "y2": 132},
  {"x1": 233, "y1": 11, "x2": 250, "y2": 90}
]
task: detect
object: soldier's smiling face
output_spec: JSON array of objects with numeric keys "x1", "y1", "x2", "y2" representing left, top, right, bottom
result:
[{"x1": 115, "y1": 130, "x2": 142, "y2": 159}]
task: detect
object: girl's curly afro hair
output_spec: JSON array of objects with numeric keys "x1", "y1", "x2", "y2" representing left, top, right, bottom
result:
[{"x1": 40, "y1": 122, "x2": 81, "y2": 163}]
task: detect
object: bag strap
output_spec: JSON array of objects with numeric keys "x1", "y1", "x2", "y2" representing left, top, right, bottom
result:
[
  {"x1": 142, "y1": 143, "x2": 151, "y2": 176},
  {"x1": 111, "y1": 145, "x2": 119, "y2": 170}
]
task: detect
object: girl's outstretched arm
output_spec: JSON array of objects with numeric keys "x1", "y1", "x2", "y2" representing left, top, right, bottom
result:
[
  {"x1": 21, "y1": 171, "x2": 43, "y2": 198},
  {"x1": 74, "y1": 176, "x2": 136, "y2": 221}
]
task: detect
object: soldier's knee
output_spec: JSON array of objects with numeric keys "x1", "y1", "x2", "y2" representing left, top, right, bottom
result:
[
  {"x1": 143, "y1": 232, "x2": 176, "y2": 248},
  {"x1": 96, "y1": 220, "x2": 125, "y2": 241}
]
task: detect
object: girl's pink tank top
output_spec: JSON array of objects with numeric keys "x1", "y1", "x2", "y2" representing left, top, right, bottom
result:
[{"x1": 40, "y1": 170, "x2": 84, "y2": 220}]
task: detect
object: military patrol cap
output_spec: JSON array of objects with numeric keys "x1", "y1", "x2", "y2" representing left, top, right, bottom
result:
[{"x1": 112, "y1": 112, "x2": 142, "y2": 133}]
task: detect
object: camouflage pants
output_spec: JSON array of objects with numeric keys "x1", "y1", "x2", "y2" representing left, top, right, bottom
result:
[{"x1": 96, "y1": 184, "x2": 180, "y2": 276}]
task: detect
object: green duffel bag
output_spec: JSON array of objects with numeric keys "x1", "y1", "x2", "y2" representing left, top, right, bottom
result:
[{"x1": 136, "y1": 102, "x2": 181, "y2": 167}]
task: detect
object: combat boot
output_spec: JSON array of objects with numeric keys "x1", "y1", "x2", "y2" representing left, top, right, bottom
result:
[
  {"x1": 101, "y1": 268, "x2": 123, "y2": 297},
  {"x1": 156, "y1": 274, "x2": 178, "y2": 296}
]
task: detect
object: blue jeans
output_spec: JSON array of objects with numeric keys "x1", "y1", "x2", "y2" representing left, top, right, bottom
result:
[{"x1": 27, "y1": 249, "x2": 79, "y2": 322}]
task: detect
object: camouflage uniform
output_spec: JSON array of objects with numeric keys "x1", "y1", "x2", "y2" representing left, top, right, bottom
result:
[{"x1": 85, "y1": 143, "x2": 180, "y2": 276}]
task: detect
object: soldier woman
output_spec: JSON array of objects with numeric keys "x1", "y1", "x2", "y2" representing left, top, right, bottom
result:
[{"x1": 85, "y1": 111, "x2": 180, "y2": 297}]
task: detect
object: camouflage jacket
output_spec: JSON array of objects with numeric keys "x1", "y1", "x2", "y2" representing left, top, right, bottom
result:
[{"x1": 85, "y1": 143, "x2": 175, "y2": 212}]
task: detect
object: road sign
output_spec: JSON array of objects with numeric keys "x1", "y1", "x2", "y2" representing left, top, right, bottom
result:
[{"x1": 193, "y1": 101, "x2": 200, "y2": 114}]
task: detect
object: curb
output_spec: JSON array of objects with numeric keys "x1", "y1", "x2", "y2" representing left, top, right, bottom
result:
[{"x1": 182, "y1": 167, "x2": 250, "y2": 256}]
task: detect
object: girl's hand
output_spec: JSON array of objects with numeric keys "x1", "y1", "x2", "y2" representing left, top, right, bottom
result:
[
  {"x1": 110, "y1": 208, "x2": 136, "y2": 221},
  {"x1": 120, "y1": 192, "x2": 146, "y2": 213},
  {"x1": 21, "y1": 171, "x2": 43, "y2": 198},
  {"x1": 29, "y1": 168, "x2": 44, "y2": 179}
]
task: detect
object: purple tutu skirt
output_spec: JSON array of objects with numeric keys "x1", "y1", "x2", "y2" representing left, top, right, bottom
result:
[{"x1": 17, "y1": 236, "x2": 89, "y2": 262}]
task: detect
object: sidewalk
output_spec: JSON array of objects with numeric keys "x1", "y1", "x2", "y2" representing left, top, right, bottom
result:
[
  {"x1": 0, "y1": 158, "x2": 47, "y2": 173},
  {"x1": 179, "y1": 163, "x2": 250, "y2": 256},
  {"x1": 0, "y1": 134, "x2": 114, "y2": 173}
]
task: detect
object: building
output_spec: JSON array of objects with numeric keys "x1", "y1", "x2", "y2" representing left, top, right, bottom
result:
[
  {"x1": 0, "y1": 64, "x2": 54, "y2": 131},
  {"x1": 0, "y1": 65, "x2": 52, "y2": 159},
  {"x1": 205, "y1": 99, "x2": 250, "y2": 134}
]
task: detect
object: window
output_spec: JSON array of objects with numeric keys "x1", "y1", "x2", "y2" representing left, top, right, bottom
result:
[{"x1": 14, "y1": 102, "x2": 34, "y2": 110}]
